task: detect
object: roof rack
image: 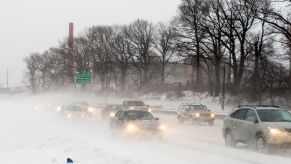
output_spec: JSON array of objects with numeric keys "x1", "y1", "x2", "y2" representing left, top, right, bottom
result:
[{"x1": 238, "y1": 105, "x2": 280, "y2": 108}]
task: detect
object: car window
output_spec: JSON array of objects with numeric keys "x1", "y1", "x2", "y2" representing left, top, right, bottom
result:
[
  {"x1": 185, "y1": 106, "x2": 191, "y2": 112},
  {"x1": 257, "y1": 109, "x2": 291, "y2": 122},
  {"x1": 127, "y1": 101, "x2": 145, "y2": 106},
  {"x1": 189, "y1": 105, "x2": 207, "y2": 111},
  {"x1": 125, "y1": 110, "x2": 154, "y2": 120},
  {"x1": 115, "y1": 111, "x2": 122, "y2": 118},
  {"x1": 230, "y1": 108, "x2": 248, "y2": 120},
  {"x1": 245, "y1": 109, "x2": 257, "y2": 121}
]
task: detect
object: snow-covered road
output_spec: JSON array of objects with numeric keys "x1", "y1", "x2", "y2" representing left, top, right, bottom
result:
[{"x1": 0, "y1": 96, "x2": 290, "y2": 164}]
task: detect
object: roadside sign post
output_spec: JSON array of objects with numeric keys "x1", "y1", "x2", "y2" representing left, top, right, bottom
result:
[{"x1": 74, "y1": 72, "x2": 92, "y2": 85}]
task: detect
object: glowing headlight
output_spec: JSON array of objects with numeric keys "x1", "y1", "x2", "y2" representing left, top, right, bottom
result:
[
  {"x1": 110, "y1": 112, "x2": 115, "y2": 117},
  {"x1": 158, "y1": 124, "x2": 165, "y2": 130},
  {"x1": 210, "y1": 113, "x2": 215, "y2": 118},
  {"x1": 268, "y1": 127, "x2": 285, "y2": 135},
  {"x1": 129, "y1": 106, "x2": 134, "y2": 110},
  {"x1": 57, "y1": 106, "x2": 62, "y2": 112},
  {"x1": 87, "y1": 107, "x2": 94, "y2": 112},
  {"x1": 148, "y1": 108, "x2": 152, "y2": 112},
  {"x1": 195, "y1": 113, "x2": 200, "y2": 118},
  {"x1": 67, "y1": 113, "x2": 72, "y2": 118},
  {"x1": 126, "y1": 124, "x2": 138, "y2": 132}
]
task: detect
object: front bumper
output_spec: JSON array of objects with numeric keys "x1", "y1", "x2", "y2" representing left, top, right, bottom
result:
[
  {"x1": 124, "y1": 126, "x2": 162, "y2": 136},
  {"x1": 268, "y1": 133, "x2": 291, "y2": 145},
  {"x1": 193, "y1": 117, "x2": 215, "y2": 122}
]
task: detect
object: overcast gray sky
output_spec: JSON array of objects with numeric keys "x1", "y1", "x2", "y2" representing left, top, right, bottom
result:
[{"x1": 0, "y1": 0, "x2": 181, "y2": 87}]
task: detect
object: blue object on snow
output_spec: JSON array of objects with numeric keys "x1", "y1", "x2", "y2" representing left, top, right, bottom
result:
[{"x1": 67, "y1": 158, "x2": 74, "y2": 163}]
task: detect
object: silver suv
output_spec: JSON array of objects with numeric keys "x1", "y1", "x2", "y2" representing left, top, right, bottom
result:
[{"x1": 222, "y1": 105, "x2": 291, "y2": 152}]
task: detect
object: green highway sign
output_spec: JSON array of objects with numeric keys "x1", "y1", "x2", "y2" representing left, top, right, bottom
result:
[{"x1": 74, "y1": 72, "x2": 92, "y2": 84}]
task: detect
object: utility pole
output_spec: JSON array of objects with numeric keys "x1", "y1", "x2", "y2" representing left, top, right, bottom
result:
[
  {"x1": 68, "y1": 23, "x2": 74, "y2": 84},
  {"x1": 222, "y1": 65, "x2": 226, "y2": 111}
]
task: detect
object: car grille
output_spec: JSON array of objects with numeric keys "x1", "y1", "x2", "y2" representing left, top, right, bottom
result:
[
  {"x1": 139, "y1": 126, "x2": 157, "y2": 130},
  {"x1": 200, "y1": 113, "x2": 210, "y2": 117}
]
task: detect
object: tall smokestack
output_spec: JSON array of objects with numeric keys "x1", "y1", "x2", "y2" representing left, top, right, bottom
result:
[{"x1": 68, "y1": 22, "x2": 74, "y2": 83}]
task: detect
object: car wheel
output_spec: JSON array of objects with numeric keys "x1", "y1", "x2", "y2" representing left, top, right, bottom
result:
[
  {"x1": 256, "y1": 135, "x2": 271, "y2": 153},
  {"x1": 225, "y1": 131, "x2": 236, "y2": 147}
]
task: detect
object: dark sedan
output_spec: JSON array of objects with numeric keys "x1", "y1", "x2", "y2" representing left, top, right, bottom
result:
[{"x1": 109, "y1": 110, "x2": 164, "y2": 137}]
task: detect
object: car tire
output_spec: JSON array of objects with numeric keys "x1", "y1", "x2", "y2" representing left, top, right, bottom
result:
[
  {"x1": 225, "y1": 131, "x2": 236, "y2": 147},
  {"x1": 256, "y1": 134, "x2": 272, "y2": 153}
]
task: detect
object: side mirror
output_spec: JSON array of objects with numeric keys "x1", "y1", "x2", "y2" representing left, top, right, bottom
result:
[
  {"x1": 246, "y1": 117, "x2": 258, "y2": 123},
  {"x1": 155, "y1": 117, "x2": 159, "y2": 121}
]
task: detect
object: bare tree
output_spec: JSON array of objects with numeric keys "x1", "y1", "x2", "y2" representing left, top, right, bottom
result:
[
  {"x1": 176, "y1": 0, "x2": 210, "y2": 91},
  {"x1": 86, "y1": 26, "x2": 114, "y2": 91},
  {"x1": 200, "y1": 0, "x2": 225, "y2": 96},
  {"x1": 155, "y1": 23, "x2": 176, "y2": 84},
  {"x1": 124, "y1": 20, "x2": 155, "y2": 90},
  {"x1": 24, "y1": 53, "x2": 39, "y2": 92},
  {"x1": 110, "y1": 25, "x2": 134, "y2": 91}
]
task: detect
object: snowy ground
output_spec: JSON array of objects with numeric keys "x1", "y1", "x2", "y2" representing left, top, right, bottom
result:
[{"x1": 0, "y1": 94, "x2": 290, "y2": 164}]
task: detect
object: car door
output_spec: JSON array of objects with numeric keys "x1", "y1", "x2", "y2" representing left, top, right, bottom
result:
[
  {"x1": 229, "y1": 108, "x2": 248, "y2": 141},
  {"x1": 241, "y1": 109, "x2": 259, "y2": 144},
  {"x1": 116, "y1": 111, "x2": 125, "y2": 129}
]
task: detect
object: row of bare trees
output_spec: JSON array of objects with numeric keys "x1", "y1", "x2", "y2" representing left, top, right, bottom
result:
[
  {"x1": 24, "y1": 20, "x2": 176, "y2": 93},
  {"x1": 24, "y1": 0, "x2": 291, "y2": 104}
]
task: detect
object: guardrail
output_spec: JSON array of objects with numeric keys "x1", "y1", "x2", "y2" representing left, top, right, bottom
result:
[
  {"x1": 92, "y1": 104, "x2": 227, "y2": 119},
  {"x1": 152, "y1": 108, "x2": 227, "y2": 119}
]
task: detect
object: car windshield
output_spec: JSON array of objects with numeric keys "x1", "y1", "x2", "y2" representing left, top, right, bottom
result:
[
  {"x1": 125, "y1": 110, "x2": 153, "y2": 120},
  {"x1": 257, "y1": 109, "x2": 291, "y2": 122},
  {"x1": 110, "y1": 105, "x2": 123, "y2": 111},
  {"x1": 189, "y1": 105, "x2": 208, "y2": 111},
  {"x1": 127, "y1": 101, "x2": 145, "y2": 106}
]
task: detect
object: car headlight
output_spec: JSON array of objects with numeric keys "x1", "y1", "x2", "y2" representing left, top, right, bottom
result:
[
  {"x1": 210, "y1": 113, "x2": 215, "y2": 118},
  {"x1": 129, "y1": 106, "x2": 134, "y2": 110},
  {"x1": 195, "y1": 113, "x2": 200, "y2": 118},
  {"x1": 126, "y1": 124, "x2": 138, "y2": 132},
  {"x1": 67, "y1": 113, "x2": 72, "y2": 118},
  {"x1": 148, "y1": 108, "x2": 152, "y2": 112},
  {"x1": 110, "y1": 112, "x2": 115, "y2": 117},
  {"x1": 157, "y1": 124, "x2": 165, "y2": 130},
  {"x1": 87, "y1": 107, "x2": 94, "y2": 112},
  {"x1": 268, "y1": 127, "x2": 286, "y2": 135},
  {"x1": 57, "y1": 106, "x2": 62, "y2": 112}
]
